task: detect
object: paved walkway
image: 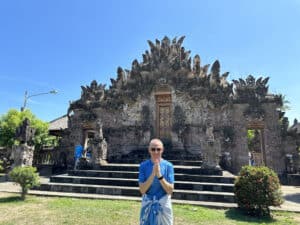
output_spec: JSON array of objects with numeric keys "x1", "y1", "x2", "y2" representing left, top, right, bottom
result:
[{"x1": 0, "y1": 176, "x2": 299, "y2": 212}]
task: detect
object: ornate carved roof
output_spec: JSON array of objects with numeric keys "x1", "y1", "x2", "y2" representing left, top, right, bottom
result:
[
  {"x1": 233, "y1": 75, "x2": 269, "y2": 102},
  {"x1": 68, "y1": 36, "x2": 280, "y2": 112}
]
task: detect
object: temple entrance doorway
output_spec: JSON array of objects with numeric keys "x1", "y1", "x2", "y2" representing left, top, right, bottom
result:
[
  {"x1": 82, "y1": 130, "x2": 95, "y2": 159},
  {"x1": 155, "y1": 92, "x2": 172, "y2": 140},
  {"x1": 247, "y1": 127, "x2": 266, "y2": 166}
]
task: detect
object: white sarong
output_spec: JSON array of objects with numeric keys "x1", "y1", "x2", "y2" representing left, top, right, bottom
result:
[{"x1": 140, "y1": 194, "x2": 173, "y2": 225}]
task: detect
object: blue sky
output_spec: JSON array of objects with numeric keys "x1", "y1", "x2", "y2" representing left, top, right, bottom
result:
[{"x1": 0, "y1": 0, "x2": 299, "y2": 124}]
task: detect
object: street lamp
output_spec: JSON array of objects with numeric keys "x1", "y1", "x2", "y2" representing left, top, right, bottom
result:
[{"x1": 21, "y1": 89, "x2": 58, "y2": 111}]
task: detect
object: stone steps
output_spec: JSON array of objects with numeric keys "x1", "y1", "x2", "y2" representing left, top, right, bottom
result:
[
  {"x1": 38, "y1": 182, "x2": 235, "y2": 203},
  {"x1": 79, "y1": 164, "x2": 222, "y2": 175},
  {"x1": 169, "y1": 160, "x2": 202, "y2": 166},
  {"x1": 50, "y1": 175, "x2": 234, "y2": 192},
  {"x1": 111, "y1": 159, "x2": 203, "y2": 167},
  {"x1": 68, "y1": 170, "x2": 234, "y2": 183},
  {"x1": 35, "y1": 162, "x2": 236, "y2": 204}
]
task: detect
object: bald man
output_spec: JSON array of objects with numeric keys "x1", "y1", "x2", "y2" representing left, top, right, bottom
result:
[{"x1": 138, "y1": 138, "x2": 174, "y2": 225}]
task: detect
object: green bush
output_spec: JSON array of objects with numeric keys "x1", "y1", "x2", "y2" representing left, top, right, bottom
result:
[
  {"x1": 9, "y1": 166, "x2": 40, "y2": 200},
  {"x1": 234, "y1": 165, "x2": 284, "y2": 217}
]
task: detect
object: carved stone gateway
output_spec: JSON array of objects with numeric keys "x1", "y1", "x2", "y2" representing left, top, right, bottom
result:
[{"x1": 54, "y1": 36, "x2": 299, "y2": 174}]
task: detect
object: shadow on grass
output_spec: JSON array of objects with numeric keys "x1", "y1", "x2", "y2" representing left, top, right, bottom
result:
[
  {"x1": 225, "y1": 208, "x2": 277, "y2": 224},
  {"x1": 0, "y1": 196, "x2": 22, "y2": 203}
]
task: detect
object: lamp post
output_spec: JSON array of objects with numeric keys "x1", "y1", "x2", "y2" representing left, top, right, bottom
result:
[{"x1": 21, "y1": 89, "x2": 58, "y2": 111}]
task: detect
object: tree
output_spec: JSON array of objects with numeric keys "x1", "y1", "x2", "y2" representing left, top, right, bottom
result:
[
  {"x1": 0, "y1": 109, "x2": 55, "y2": 149},
  {"x1": 9, "y1": 166, "x2": 40, "y2": 200}
]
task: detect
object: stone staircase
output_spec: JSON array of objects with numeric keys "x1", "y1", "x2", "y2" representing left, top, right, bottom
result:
[{"x1": 35, "y1": 161, "x2": 236, "y2": 204}]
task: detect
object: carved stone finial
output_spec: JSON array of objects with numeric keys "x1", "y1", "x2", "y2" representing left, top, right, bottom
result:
[
  {"x1": 80, "y1": 80, "x2": 106, "y2": 103},
  {"x1": 233, "y1": 75, "x2": 270, "y2": 102},
  {"x1": 220, "y1": 72, "x2": 229, "y2": 88},
  {"x1": 193, "y1": 55, "x2": 201, "y2": 76}
]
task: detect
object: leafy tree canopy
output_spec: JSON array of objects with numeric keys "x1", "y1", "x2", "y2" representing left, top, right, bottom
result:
[{"x1": 0, "y1": 109, "x2": 54, "y2": 149}]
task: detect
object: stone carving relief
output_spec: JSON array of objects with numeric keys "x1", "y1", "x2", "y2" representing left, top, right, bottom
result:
[
  {"x1": 69, "y1": 36, "x2": 235, "y2": 113},
  {"x1": 172, "y1": 105, "x2": 186, "y2": 139},
  {"x1": 232, "y1": 75, "x2": 282, "y2": 119},
  {"x1": 68, "y1": 80, "x2": 107, "y2": 113},
  {"x1": 141, "y1": 105, "x2": 151, "y2": 131},
  {"x1": 233, "y1": 76, "x2": 269, "y2": 101},
  {"x1": 79, "y1": 110, "x2": 98, "y2": 123}
]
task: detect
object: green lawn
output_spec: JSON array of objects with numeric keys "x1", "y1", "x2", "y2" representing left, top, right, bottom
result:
[{"x1": 0, "y1": 192, "x2": 299, "y2": 225}]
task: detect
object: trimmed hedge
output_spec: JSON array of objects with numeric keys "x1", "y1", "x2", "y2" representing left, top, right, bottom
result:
[
  {"x1": 234, "y1": 165, "x2": 284, "y2": 217},
  {"x1": 9, "y1": 166, "x2": 40, "y2": 200}
]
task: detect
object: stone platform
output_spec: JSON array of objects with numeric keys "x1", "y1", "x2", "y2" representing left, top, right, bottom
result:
[
  {"x1": 33, "y1": 162, "x2": 236, "y2": 204},
  {"x1": 1, "y1": 175, "x2": 300, "y2": 212}
]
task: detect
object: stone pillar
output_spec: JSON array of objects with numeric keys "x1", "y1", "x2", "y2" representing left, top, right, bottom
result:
[{"x1": 10, "y1": 144, "x2": 34, "y2": 168}]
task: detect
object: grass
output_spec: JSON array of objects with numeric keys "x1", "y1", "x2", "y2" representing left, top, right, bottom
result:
[{"x1": 0, "y1": 192, "x2": 299, "y2": 225}]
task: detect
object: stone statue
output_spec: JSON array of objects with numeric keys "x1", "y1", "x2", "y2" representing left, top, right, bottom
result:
[
  {"x1": 11, "y1": 118, "x2": 35, "y2": 168},
  {"x1": 206, "y1": 124, "x2": 215, "y2": 142},
  {"x1": 202, "y1": 122, "x2": 221, "y2": 169},
  {"x1": 90, "y1": 119, "x2": 108, "y2": 168},
  {"x1": 201, "y1": 139, "x2": 221, "y2": 170},
  {"x1": 15, "y1": 118, "x2": 35, "y2": 145}
]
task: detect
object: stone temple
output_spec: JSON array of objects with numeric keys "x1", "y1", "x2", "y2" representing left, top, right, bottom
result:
[{"x1": 53, "y1": 36, "x2": 299, "y2": 175}]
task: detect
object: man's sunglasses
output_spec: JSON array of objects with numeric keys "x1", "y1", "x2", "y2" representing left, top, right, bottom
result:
[{"x1": 151, "y1": 148, "x2": 162, "y2": 152}]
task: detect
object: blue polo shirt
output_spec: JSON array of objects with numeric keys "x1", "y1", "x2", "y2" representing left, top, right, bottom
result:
[{"x1": 138, "y1": 159, "x2": 174, "y2": 200}]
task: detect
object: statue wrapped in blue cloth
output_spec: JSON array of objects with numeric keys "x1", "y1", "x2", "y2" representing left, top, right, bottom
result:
[
  {"x1": 138, "y1": 138, "x2": 174, "y2": 225},
  {"x1": 74, "y1": 144, "x2": 84, "y2": 170}
]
